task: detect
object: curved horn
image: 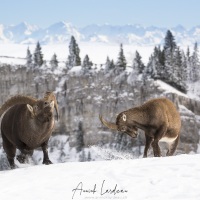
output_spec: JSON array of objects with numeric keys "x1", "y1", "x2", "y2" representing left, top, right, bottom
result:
[
  {"x1": 44, "y1": 92, "x2": 59, "y2": 120},
  {"x1": 0, "y1": 95, "x2": 37, "y2": 117},
  {"x1": 99, "y1": 115, "x2": 118, "y2": 130}
]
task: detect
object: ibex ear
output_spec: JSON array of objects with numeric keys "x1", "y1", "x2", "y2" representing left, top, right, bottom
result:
[
  {"x1": 122, "y1": 113, "x2": 127, "y2": 121},
  {"x1": 27, "y1": 104, "x2": 34, "y2": 115},
  {"x1": 50, "y1": 101, "x2": 54, "y2": 108}
]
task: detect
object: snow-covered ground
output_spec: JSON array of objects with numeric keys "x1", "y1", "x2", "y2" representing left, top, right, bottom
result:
[
  {"x1": 0, "y1": 154, "x2": 200, "y2": 200},
  {"x1": 155, "y1": 80, "x2": 188, "y2": 97},
  {"x1": 0, "y1": 43, "x2": 154, "y2": 65}
]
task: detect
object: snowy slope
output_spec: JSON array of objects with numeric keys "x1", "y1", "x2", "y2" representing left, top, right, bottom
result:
[
  {"x1": 0, "y1": 43, "x2": 154, "y2": 65},
  {"x1": 0, "y1": 154, "x2": 200, "y2": 200}
]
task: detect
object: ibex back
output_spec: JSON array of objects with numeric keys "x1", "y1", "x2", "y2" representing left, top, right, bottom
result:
[
  {"x1": 100, "y1": 98, "x2": 181, "y2": 157},
  {"x1": 0, "y1": 92, "x2": 59, "y2": 169}
]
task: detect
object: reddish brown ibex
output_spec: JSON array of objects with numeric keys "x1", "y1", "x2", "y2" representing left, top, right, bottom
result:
[
  {"x1": 100, "y1": 98, "x2": 181, "y2": 157},
  {"x1": 0, "y1": 92, "x2": 59, "y2": 169}
]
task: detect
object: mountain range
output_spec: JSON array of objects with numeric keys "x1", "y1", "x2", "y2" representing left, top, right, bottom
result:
[{"x1": 0, "y1": 21, "x2": 200, "y2": 46}]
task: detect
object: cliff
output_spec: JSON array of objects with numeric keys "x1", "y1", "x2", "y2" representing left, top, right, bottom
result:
[{"x1": 0, "y1": 64, "x2": 199, "y2": 169}]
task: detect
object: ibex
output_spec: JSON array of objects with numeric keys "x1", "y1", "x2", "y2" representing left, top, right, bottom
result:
[
  {"x1": 0, "y1": 92, "x2": 59, "y2": 169},
  {"x1": 100, "y1": 98, "x2": 181, "y2": 157}
]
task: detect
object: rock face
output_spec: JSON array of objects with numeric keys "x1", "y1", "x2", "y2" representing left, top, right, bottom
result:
[{"x1": 0, "y1": 64, "x2": 199, "y2": 157}]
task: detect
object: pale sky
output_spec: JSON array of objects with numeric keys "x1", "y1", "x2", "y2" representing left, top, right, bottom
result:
[{"x1": 0, "y1": 0, "x2": 200, "y2": 28}]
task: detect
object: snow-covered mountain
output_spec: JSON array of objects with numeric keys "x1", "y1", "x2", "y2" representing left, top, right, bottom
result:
[
  {"x1": 1, "y1": 21, "x2": 200, "y2": 46},
  {"x1": 0, "y1": 154, "x2": 200, "y2": 200}
]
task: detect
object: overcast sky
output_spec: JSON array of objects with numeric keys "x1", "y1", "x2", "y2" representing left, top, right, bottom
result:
[{"x1": 1, "y1": 0, "x2": 200, "y2": 28}]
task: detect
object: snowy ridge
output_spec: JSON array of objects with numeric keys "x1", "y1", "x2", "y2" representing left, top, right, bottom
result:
[
  {"x1": 1, "y1": 22, "x2": 200, "y2": 45},
  {"x1": 0, "y1": 154, "x2": 200, "y2": 200},
  {"x1": 155, "y1": 80, "x2": 188, "y2": 97}
]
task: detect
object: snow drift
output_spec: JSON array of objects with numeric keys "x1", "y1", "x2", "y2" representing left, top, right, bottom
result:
[{"x1": 0, "y1": 154, "x2": 200, "y2": 200}]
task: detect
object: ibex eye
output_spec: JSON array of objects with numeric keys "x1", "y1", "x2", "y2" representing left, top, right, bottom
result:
[{"x1": 44, "y1": 102, "x2": 48, "y2": 105}]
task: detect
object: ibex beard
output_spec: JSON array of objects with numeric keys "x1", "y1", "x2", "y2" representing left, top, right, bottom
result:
[
  {"x1": 100, "y1": 98, "x2": 181, "y2": 158},
  {"x1": 0, "y1": 92, "x2": 59, "y2": 169}
]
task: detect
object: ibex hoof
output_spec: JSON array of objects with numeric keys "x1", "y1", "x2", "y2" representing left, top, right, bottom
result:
[
  {"x1": 16, "y1": 155, "x2": 26, "y2": 164},
  {"x1": 43, "y1": 159, "x2": 53, "y2": 165},
  {"x1": 154, "y1": 154, "x2": 161, "y2": 157},
  {"x1": 10, "y1": 164, "x2": 17, "y2": 169}
]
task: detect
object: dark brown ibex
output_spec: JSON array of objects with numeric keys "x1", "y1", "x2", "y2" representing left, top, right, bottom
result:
[
  {"x1": 100, "y1": 98, "x2": 181, "y2": 157},
  {"x1": 0, "y1": 92, "x2": 59, "y2": 169}
]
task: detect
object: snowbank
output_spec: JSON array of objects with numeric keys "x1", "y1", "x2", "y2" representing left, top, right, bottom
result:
[
  {"x1": 0, "y1": 154, "x2": 200, "y2": 200},
  {"x1": 155, "y1": 80, "x2": 188, "y2": 97}
]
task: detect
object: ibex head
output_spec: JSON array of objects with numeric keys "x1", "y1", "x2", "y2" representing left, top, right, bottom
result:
[
  {"x1": 0, "y1": 91, "x2": 59, "y2": 122},
  {"x1": 27, "y1": 100, "x2": 55, "y2": 123},
  {"x1": 99, "y1": 112, "x2": 138, "y2": 138}
]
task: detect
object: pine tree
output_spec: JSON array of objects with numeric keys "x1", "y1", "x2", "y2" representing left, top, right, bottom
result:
[
  {"x1": 79, "y1": 150, "x2": 86, "y2": 162},
  {"x1": 33, "y1": 41, "x2": 43, "y2": 67},
  {"x1": 104, "y1": 56, "x2": 115, "y2": 72},
  {"x1": 186, "y1": 46, "x2": 191, "y2": 81},
  {"x1": 173, "y1": 47, "x2": 185, "y2": 91},
  {"x1": 116, "y1": 43, "x2": 127, "y2": 71},
  {"x1": 144, "y1": 46, "x2": 165, "y2": 80},
  {"x1": 67, "y1": 36, "x2": 81, "y2": 68},
  {"x1": 104, "y1": 56, "x2": 111, "y2": 72},
  {"x1": 50, "y1": 53, "x2": 58, "y2": 68},
  {"x1": 164, "y1": 30, "x2": 177, "y2": 53},
  {"x1": 190, "y1": 42, "x2": 200, "y2": 82},
  {"x1": 76, "y1": 121, "x2": 84, "y2": 153},
  {"x1": 186, "y1": 46, "x2": 190, "y2": 59},
  {"x1": 26, "y1": 47, "x2": 32, "y2": 67},
  {"x1": 110, "y1": 59, "x2": 115, "y2": 69},
  {"x1": 163, "y1": 30, "x2": 177, "y2": 84},
  {"x1": 82, "y1": 54, "x2": 93, "y2": 73},
  {"x1": 133, "y1": 51, "x2": 145, "y2": 74},
  {"x1": 181, "y1": 50, "x2": 187, "y2": 90},
  {"x1": 143, "y1": 55, "x2": 154, "y2": 80},
  {"x1": 87, "y1": 151, "x2": 92, "y2": 161},
  {"x1": 75, "y1": 42, "x2": 81, "y2": 65}
]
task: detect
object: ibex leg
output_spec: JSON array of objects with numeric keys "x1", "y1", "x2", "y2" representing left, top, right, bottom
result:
[
  {"x1": 41, "y1": 140, "x2": 52, "y2": 165},
  {"x1": 152, "y1": 125, "x2": 167, "y2": 157},
  {"x1": 2, "y1": 133, "x2": 16, "y2": 169},
  {"x1": 143, "y1": 134, "x2": 153, "y2": 158}
]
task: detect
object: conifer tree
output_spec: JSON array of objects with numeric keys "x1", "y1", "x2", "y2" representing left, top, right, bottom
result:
[
  {"x1": 164, "y1": 30, "x2": 177, "y2": 53},
  {"x1": 181, "y1": 50, "x2": 188, "y2": 90},
  {"x1": 104, "y1": 56, "x2": 111, "y2": 72},
  {"x1": 186, "y1": 46, "x2": 191, "y2": 81},
  {"x1": 186, "y1": 46, "x2": 190, "y2": 60},
  {"x1": 144, "y1": 46, "x2": 164, "y2": 80},
  {"x1": 50, "y1": 53, "x2": 58, "y2": 68},
  {"x1": 67, "y1": 36, "x2": 81, "y2": 68},
  {"x1": 133, "y1": 51, "x2": 145, "y2": 74},
  {"x1": 116, "y1": 43, "x2": 127, "y2": 71},
  {"x1": 190, "y1": 42, "x2": 200, "y2": 82},
  {"x1": 163, "y1": 30, "x2": 177, "y2": 84},
  {"x1": 33, "y1": 41, "x2": 43, "y2": 67},
  {"x1": 104, "y1": 56, "x2": 115, "y2": 72},
  {"x1": 87, "y1": 152, "x2": 92, "y2": 162},
  {"x1": 26, "y1": 47, "x2": 32, "y2": 66},
  {"x1": 174, "y1": 47, "x2": 182, "y2": 84},
  {"x1": 82, "y1": 54, "x2": 93, "y2": 72},
  {"x1": 79, "y1": 150, "x2": 86, "y2": 162},
  {"x1": 110, "y1": 59, "x2": 115, "y2": 69},
  {"x1": 76, "y1": 121, "x2": 84, "y2": 153}
]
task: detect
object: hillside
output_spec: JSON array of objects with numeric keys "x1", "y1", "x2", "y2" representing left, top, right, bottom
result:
[
  {"x1": 0, "y1": 61, "x2": 199, "y2": 170},
  {"x1": 0, "y1": 154, "x2": 200, "y2": 200}
]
